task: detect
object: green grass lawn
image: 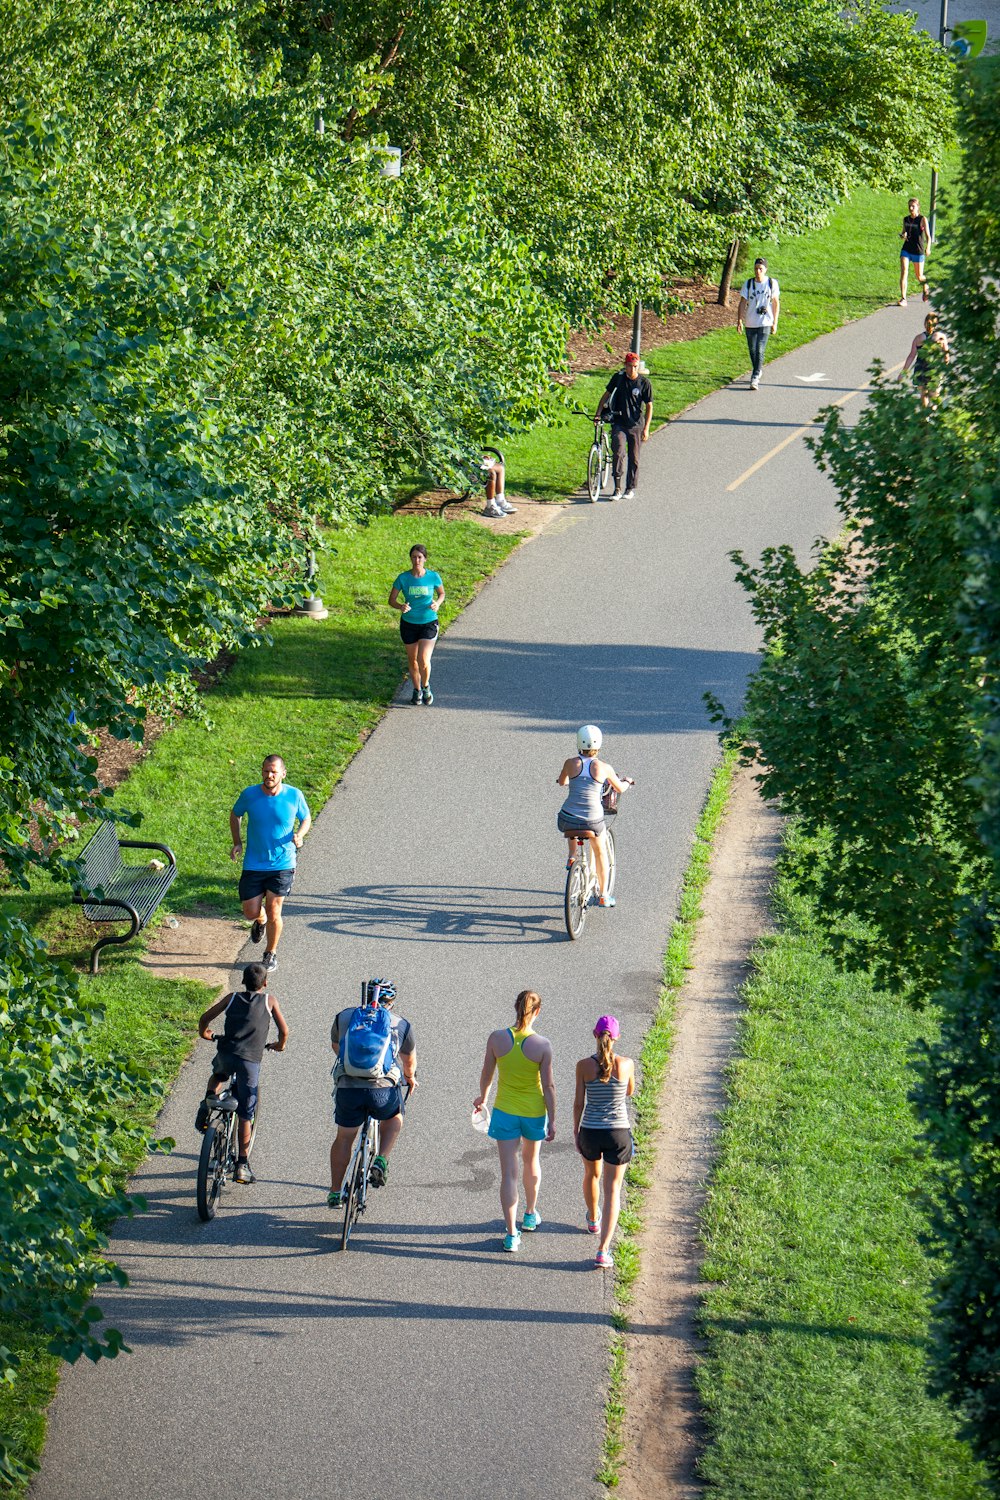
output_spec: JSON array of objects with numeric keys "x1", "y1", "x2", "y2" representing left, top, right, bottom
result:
[
  {"x1": 502, "y1": 160, "x2": 956, "y2": 500},
  {"x1": 695, "y1": 825, "x2": 989, "y2": 1499},
  {"x1": 1, "y1": 513, "x2": 519, "y2": 1490}
]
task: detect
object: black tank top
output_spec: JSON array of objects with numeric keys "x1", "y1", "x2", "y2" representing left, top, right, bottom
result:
[
  {"x1": 222, "y1": 990, "x2": 272, "y2": 1060},
  {"x1": 903, "y1": 215, "x2": 926, "y2": 255}
]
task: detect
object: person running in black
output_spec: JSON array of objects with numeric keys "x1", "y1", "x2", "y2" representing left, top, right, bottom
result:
[
  {"x1": 595, "y1": 351, "x2": 653, "y2": 500},
  {"x1": 195, "y1": 962, "x2": 289, "y2": 1184},
  {"x1": 898, "y1": 196, "x2": 931, "y2": 306}
]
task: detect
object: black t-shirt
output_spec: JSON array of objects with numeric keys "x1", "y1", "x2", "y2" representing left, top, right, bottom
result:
[{"x1": 604, "y1": 371, "x2": 652, "y2": 429}]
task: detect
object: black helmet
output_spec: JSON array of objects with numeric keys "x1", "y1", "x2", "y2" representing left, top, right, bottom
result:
[{"x1": 365, "y1": 977, "x2": 396, "y2": 1006}]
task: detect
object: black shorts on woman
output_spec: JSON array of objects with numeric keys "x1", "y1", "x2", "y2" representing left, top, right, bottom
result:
[
  {"x1": 578, "y1": 1125, "x2": 633, "y2": 1165},
  {"x1": 400, "y1": 619, "x2": 439, "y2": 646}
]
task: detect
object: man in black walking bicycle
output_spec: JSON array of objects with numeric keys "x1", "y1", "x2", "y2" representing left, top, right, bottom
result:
[
  {"x1": 196, "y1": 962, "x2": 289, "y2": 1184},
  {"x1": 595, "y1": 350, "x2": 653, "y2": 500},
  {"x1": 328, "y1": 978, "x2": 418, "y2": 1207}
]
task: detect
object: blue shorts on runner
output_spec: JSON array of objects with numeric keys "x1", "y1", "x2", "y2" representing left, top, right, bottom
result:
[{"x1": 488, "y1": 1107, "x2": 547, "y2": 1142}]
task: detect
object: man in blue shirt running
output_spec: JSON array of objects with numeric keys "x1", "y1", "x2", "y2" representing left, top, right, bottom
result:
[{"x1": 229, "y1": 755, "x2": 311, "y2": 972}]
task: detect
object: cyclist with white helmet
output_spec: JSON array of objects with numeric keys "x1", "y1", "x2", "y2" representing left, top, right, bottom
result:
[
  {"x1": 328, "y1": 978, "x2": 417, "y2": 1207},
  {"x1": 556, "y1": 726, "x2": 631, "y2": 907}
]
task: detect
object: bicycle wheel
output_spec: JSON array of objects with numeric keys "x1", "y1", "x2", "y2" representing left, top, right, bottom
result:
[
  {"x1": 196, "y1": 1123, "x2": 226, "y2": 1221},
  {"x1": 564, "y1": 857, "x2": 589, "y2": 940},
  {"x1": 340, "y1": 1131, "x2": 367, "y2": 1251},
  {"x1": 601, "y1": 434, "x2": 614, "y2": 492},
  {"x1": 604, "y1": 825, "x2": 617, "y2": 900},
  {"x1": 587, "y1": 443, "x2": 602, "y2": 502}
]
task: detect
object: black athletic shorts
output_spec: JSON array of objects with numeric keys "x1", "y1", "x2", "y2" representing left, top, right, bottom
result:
[
  {"x1": 238, "y1": 867, "x2": 295, "y2": 902},
  {"x1": 400, "y1": 619, "x2": 439, "y2": 645},
  {"x1": 578, "y1": 1126, "x2": 633, "y2": 1165}
]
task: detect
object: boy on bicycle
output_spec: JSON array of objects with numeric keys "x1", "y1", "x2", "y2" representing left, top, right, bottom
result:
[
  {"x1": 328, "y1": 978, "x2": 417, "y2": 1206},
  {"x1": 196, "y1": 962, "x2": 289, "y2": 1184}
]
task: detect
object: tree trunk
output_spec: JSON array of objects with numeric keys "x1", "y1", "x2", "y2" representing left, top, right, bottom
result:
[{"x1": 717, "y1": 238, "x2": 740, "y2": 306}]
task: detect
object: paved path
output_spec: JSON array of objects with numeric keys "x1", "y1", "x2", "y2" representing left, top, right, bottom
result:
[{"x1": 34, "y1": 303, "x2": 929, "y2": 1500}]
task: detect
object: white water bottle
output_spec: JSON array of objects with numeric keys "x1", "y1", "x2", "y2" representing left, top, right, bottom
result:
[{"x1": 471, "y1": 1104, "x2": 491, "y2": 1133}]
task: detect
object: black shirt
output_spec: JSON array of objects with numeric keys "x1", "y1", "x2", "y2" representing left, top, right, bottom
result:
[
  {"x1": 604, "y1": 371, "x2": 652, "y2": 429},
  {"x1": 221, "y1": 990, "x2": 274, "y2": 1062}
]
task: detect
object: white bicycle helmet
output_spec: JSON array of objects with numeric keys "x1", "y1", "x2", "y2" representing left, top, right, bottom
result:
[{"x1": 576, "y1": 724, "x2": 603, "y2": 753}]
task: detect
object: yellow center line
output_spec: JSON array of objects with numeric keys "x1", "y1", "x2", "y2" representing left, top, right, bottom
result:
[{"x1": 725, "y1": 362, "x2": 905, "y2": 493}]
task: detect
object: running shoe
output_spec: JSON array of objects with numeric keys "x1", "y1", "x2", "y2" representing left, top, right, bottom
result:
[
  {"x1": 262, "y1": 949, "x2": 278, "y2": 972},
  {"x1": 369, "y1": 1154, "x2": 389, "y2": 1187},
  {"x1": 327, "y1": 1189, "x2": 344, "y2": 1208},
  {"x1": 922, "y1": 286, "x2": 930, "y2": 302},
  {"x1": 422, "y1": 686, "x2": 434, "y2": 706},
  {"x1": 502, "y1": 1230, "x2": 522, "y2": 1253},
  {"x1": 411, "y1": 688, "x2": 421, "y2": 704},
  {"x1": 598, "y1": 894, "x2": 616, "y2": 908},
  {"x1": 250, "y1": 918, "x2": 265, "y2": 945},
  {"x1": 594, "y1": 1249, "x2": 614, "y2": 1269},
  {"x1": 750, "y1": 377, "x2": 760, "y2": 391},
  {"x1": 586, "y1": 1218, "x2": 600, "y2": 1235},
  {"x1": 234, "y1": 1161, "x2": 256, "y2": 1185},
  {"x1": 499, "y1": 498, "x2": 517, "y2": 514},
  {"x1": 522, "y1": 1211, "x2": 541, "y2": 1232},
  {"x1": 482, "y1": 501, "x2": 504, "y2": 517},
  {"x1": 623, "y1": 488, "x2": 636, "y2": 500},
  {"x1": 195, "y1": 1100, "x2": 211, "y2": 1134},
  {"x1": 610, "y1": 490, "x2": 624, "y2": 501},
  {"x1": 898, "y1": 297, "x2": 908, "y2": 307}
]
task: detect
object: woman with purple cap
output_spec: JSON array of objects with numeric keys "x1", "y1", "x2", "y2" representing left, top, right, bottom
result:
[{"x1": 573, "y1": 1014, "x2": 635, "y2": 1269}]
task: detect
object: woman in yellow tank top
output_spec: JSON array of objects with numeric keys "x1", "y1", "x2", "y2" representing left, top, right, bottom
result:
[{"x1": 474, "y1": 990, "x2": 556, "y2": 1253}]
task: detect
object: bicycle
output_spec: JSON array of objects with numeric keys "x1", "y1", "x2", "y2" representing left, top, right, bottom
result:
[
  {"x1": 337, "y1": 1082, "x2": 413, "y2": 1251},
  {"x1": 563, "y1": 779, "x2": 634, "y2": 940},
  {"x1": 586, "y1": 417, "x2": 613, "y2": 503},
  {"x1": 195, "y1": 1041, "x2": 268, "y2": 1222}
]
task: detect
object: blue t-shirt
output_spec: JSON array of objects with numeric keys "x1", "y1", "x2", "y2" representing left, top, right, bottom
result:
[
  {"x1": 232, "y1": 784, "x2": 310, "y2": 871},
  {"x1": 393, "y1": 570, "x2": 443, "y2": 626}
]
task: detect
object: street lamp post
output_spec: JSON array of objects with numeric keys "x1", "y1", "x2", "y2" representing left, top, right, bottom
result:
[
  {"x1": 929, "y1": 0, "x2": 949, "y2": 240},
  {"x1": 631, "y1": 300, "x2": 642, "y2": 357}
]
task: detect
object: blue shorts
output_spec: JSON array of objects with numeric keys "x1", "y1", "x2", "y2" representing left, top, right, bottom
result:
[
  {"x1": 334, "y1": 1084, "x2": 404, "y2": 1129},
  {"x1": 488, "y1": 1107, "x2": 547, "y2": 1142},
  {"x1": 900, "y1": 251, "x2": 925, "y2": 264},
  {"x1": 211, "y1": 1054, "x2": 260, "y2": 1122}
]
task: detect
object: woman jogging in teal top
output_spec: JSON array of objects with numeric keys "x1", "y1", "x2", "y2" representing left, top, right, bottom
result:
[{"x1": 389, "y1": 543, "x2": 445, "y2": 706}]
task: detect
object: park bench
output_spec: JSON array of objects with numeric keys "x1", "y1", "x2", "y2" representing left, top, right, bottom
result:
[{"x1": 73, "y1": 821, "x2": 177, "y2": 974}]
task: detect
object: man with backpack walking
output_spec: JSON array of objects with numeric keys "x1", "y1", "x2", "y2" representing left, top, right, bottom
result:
[
  {"x1": 736, "y1": 257, "x2": 780, "y2": 390},
  {"x1": 328, "y1": 978, "x2": 417, "y2": 1206}
]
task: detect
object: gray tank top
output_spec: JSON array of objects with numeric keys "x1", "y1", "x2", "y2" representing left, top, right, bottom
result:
[
  {"x1": 580, "y1": 1067, "x2": 631, "y2": 1129},
  {"x1": 561, "y1": 757, "x2": 604, "y2": 824}
]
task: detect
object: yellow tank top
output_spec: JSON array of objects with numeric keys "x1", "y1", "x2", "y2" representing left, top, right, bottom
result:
[{"x1": 495, "y1": 1027, "x2": 545, "y2": 1117}]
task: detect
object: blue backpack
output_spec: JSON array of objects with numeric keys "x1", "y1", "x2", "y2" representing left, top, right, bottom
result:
[{"x1": 340, "y1": 1003, "x2": 399, "y2": 1081}]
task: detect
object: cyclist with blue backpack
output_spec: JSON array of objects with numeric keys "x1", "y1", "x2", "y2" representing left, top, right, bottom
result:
[{"x1": 328, "y1": 979, "x2": 417, "y2": 1208}]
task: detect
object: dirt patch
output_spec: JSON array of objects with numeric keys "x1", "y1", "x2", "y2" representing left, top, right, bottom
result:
[
  {"x1": 561, "y1": 281, "x2": 735, "y2": 383},
  {"x1": 393, "y1": 490, "x2": 573, "y2": 535},
  {"x1": 618, "y1": 767, "x2": 783, "y2": 1498},
  {"x1": 141, "y1": 905, "x2": 247, "y2": 991}
]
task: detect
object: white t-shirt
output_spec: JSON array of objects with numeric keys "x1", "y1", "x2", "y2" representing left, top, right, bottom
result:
[{"x1": 741, "y1": 276, "x2": 780, "y2": 328}]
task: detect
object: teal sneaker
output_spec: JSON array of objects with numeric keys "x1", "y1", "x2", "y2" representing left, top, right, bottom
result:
[
  {"x1": 502, "y1": 1230, "x2": 522, "y2": 1253},
  {"x1": 522, "y1": 1211, "x2": 541, "y2": 1232},
  {"x1": 327, "y1": 1189, "x2": 344, "y2": 1209},
  {"x1": 369, "y1": 1154, "x2": 388, "y2": 1187}
]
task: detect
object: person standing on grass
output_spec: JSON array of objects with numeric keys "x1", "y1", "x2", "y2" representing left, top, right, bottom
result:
[
  {"x1": 230, "y1": 754, "x2": 311, "y2": 974},
  {"x1": 595, "y1": 350, "x2": 653, "y2": 500},
  {"x1": 898, "y1": 196, "x2": 931, "y2": 306},
  {"x1": 474, "y1": 989, "x2": 556, "y2": 1253},
  {"x1": 389, "y1": 543, "x2": 445, "y2": 706},
  {"x1": 573, "y1": 1015, "x2": 634, "y2": 1270},
  {"x1": 736, "y1": 257, "x2": 780, "y2": 391}
]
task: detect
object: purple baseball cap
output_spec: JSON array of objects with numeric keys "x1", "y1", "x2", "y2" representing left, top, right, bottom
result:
[{"x1": 594, "y1": 1015, "x2": 620, "y2": 1039}]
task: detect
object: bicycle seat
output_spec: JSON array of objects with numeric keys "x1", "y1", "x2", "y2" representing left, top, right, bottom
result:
[
  {"x1": 214, "y1": 1095, "x2": 239, "y2": 1113},
  {"x1": 563, "y1": 827, "x2": 593, "y2": 837}
]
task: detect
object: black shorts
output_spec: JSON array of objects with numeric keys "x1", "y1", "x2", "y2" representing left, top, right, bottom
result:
[
  {"x1": 334, "y1": 1084, "x2": 404, "y2": 1128},
  {"x1": 400, "y1": 619, "x2": 439, "y2": 646},
  {"x1": 238, "y1": 868, "x2": 295, "y2": 902},
  {"x1": 578, "y1": 1126, "x2": 633, "y2": 1165},
  {"x1": 210, "y1": 1055, "x2": 261, "y2": 1122}
]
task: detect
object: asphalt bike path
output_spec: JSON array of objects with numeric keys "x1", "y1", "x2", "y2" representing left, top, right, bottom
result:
[{"x1": 34, "y1": 302, "x2": 928, "y2": 1500}]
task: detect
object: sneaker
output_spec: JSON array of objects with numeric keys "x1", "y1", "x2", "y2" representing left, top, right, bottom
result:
[
  {"x1": 369, "y1": 1154, "x2": 388, "y2": 1188},
  {"x1": 250, "y1": 918, "x2": 265, "y2": 945},
  {"x1": 595, "y1": 1249, "x2": 614, "y2": 1269},
  {"x1": 610, "y1": 490, "x2": 624, "y2": 501},
  {"x1": 586, "y1": 1218, "x2": 600, "y2": 1235},
  {"x1": 897, "y1": 297, "x2": 908, "y2": 307},
  {"x1": 522, "y1": 1211, "x2": 541, "y2": 1232},
  {"x1": 195, "y1": 1100, "x2": 211, "y2": 1134},
  {"x1": 922, "y1": 286, "x2": 930, "y2": 302},
  {"x1": 623, "y1": 488, "x2": 636, "y2": 500},
  {"x1": 262, "y1": 949, "x2": 277, "y2": 972},
  {"x1": 327, "y1": 1188, "x2": 344, "y2": 1209},
  {"x1": 234, "y1": 1160, "x2": 255, "y2": 1185},
  {"x1": 499, "y1": 498, "x2": 517, "y2": 514},
  {"x1": 598, "y1": 894, "x2": 616, "y2": 908},
  {"x1": 482, "y1": 502, "x2": 504, "y2": 518},
  {"x1": 421, "y1": 686, "x2": 434, "y2": 706},
  {"x1": 411, "y1": 688, "x2": 422, "y2": 704},
  {"x1": 750, "y1": 377, "x2": 760, "y2": 391},
  {"x1": 502, "y1": 1230, "x2": 522, "y2": 1253}
]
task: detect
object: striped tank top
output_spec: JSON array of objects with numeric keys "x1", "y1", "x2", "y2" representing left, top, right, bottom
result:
[
  {"x1": 495, "y1": 1028, "x2": 545, "y2": 1117},
  {"x1": 580, "y1": 1067, "x2": 630, "y2": 1130},
  {"x1": 561, "y1": 757, "x2": 604, "y2": 824}
]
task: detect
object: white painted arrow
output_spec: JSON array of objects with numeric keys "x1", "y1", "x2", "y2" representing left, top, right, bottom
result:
[{"x1": 797, "y1": 372, "x2": 827, "y2": 382}]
